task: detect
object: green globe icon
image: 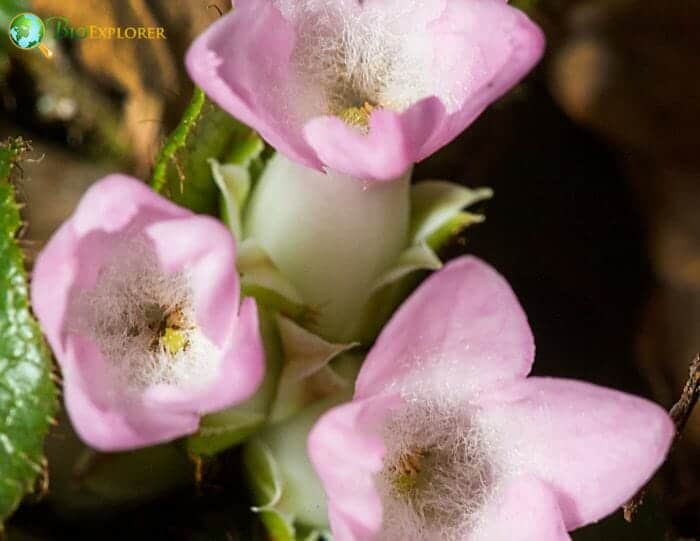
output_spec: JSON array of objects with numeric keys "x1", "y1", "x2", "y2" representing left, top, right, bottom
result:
[{"x1": 8, "y1": 12, "x2": 45, "y2": 50}]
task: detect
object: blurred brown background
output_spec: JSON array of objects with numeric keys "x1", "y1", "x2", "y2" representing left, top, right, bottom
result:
[{"x1": 1, "y1": 0, "x2": 698, "y2": 539}]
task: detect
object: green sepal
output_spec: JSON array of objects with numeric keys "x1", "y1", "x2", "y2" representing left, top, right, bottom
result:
[
  {"x1": 210, "y1": 131, "x2": 264, "y2": 239},
  {"x1": 237, "y1": 239, "x2": 309, "y2": 321},
  {"x1": 348, "y1": 243, "x2": 442, "y2": 343},
  {"x1": 245, "y1": 396, "x2": 353, "y2": 538},
  {"x1": 150, "y1": 87, "x2": 261, "y2": 214},
  {"x1": 244, "y1": 439, "x2": 296, "y2": 541},
  {"x1": 346, "y1": 181, "x2": 491, "y2": 343},
  {"x1": 269, "y1": 316, "x2": 357, "y2": 423},
  {"x1": 369, "y1": 243, "x2": 442, "y2": 295},
  {"x1": 410, "y1": 180, "x2": 492, "y2": 248},
  {"x1": 0, "y1": 138, "x2": 58, "y2": 525},
  {"x1": 211, "y1": 160, "x2": 250, "y2": 240},
  {"x1": 425, "y1": 210, "x2": 486, "y2": 252}
]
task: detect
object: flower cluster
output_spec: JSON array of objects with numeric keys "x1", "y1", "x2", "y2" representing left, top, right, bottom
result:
[{"x1": 27, "y1": 1, "x2": 675, "y2": 539}]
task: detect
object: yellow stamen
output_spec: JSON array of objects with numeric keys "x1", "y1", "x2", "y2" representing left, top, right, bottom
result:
[
  {"x1": 161, "y1": 327, "x2": 189, "y2": 356},
  {"x1": 391, "y1": 449, "x2": 424, "y2": 494},
  {"x1": 338, "y1": 101, "x2": 376, "y2": 127}
]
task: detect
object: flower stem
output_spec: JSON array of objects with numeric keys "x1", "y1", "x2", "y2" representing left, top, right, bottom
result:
[{"x1": 623, "y1": 353, "x2": 700, "y2": 522}]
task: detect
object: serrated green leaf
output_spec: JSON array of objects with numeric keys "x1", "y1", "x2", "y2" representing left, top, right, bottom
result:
[
  {"x1": 150, "y1": 87, "x2": 261, "y2": 214},
  {"x1": 0, "y1": 138, "x2": 58, "y2": 525}
]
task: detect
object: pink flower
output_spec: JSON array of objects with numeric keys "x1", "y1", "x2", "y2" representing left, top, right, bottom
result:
[
  {"x1": 31, "y1": 175, "x2": 264, "y2": 451},
  {"x1": 186, "y1": 0, "x2": 545, "y2": 181},
  {"x1": 309, "y1": 257, "x2": 673, "y2": 540}
]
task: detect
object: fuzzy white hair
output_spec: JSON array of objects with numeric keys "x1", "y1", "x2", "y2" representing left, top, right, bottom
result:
[
  {"x1": 273, "y1": 0, "x2": 449, "y2": 119},
  {"x1": 70, "y1": 234, "x2": 220, "y2": 397},
  {"x1": 376, "y1": 396, "x2": 504, "y2": 541}
]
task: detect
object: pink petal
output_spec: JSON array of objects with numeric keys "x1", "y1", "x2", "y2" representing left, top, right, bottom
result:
[
  {"x1": 143, "y1": 297, "x2": 264, "y2": 414},
  {"x1": 32, "y1": 174, "x2": 190, "y2": 355},
  {"x1": 63, "y1": 335, "x2": 200, "y2": 451},
  {"x1": 355, "y1": 256, "x2": 534, "y2": 400},
  {"x1": 187, "y1": 0, "x2": 544, "y2": 180},
  {"x1": 480, "y1": 377, "x2": 674, "y2": 530},
  {"x1": 308, "y1": 394, "x2": 402, "y2": 540},
  {"x1": 71, "y1": 173, "x2": 190, "y2": 235},
  {"x1": 30, "y1": 221, "x2": 78, "y2": 357},
  {"x1": 303, "y1": 98, "x2": 447, "y2": 182},
  {"x1": 32, "y1": 175, "x2": 264, "y2": 451},
  {"x1": 145, "y1": 215, "x2": 240, "y2": 346},
  {"x1": 185, "y1": 0, "x2": 323, "y2": 171},
  {"x1": 415, "y1": 0, "x2": 546, "y2": 161},
  {"x1": 473, "y1": 476, "x2": 571, "y2": 541}
]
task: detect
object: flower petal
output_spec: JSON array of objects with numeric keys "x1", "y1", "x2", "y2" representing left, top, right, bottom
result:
[
  {"x1": 32, "y1": 175, "x2": 190, "y2": 355},
  {"x1": 71, "y1": 174, "x2": 190, "y2": 235},
  {"x1": 472, "y1": 476, "x2": 571, "y2": 541},
  {"x1": 355, "y1": 256, "x2": 534, "y2": 399},
  {"x1": 186, "y1": 0, "x2": 323, "y2": 171},
  {"x1": 143, "y1": 297, "x2": 265, "y2": 414},
  {"x1": 416, "y1": 0, "x2": 546, "y2": 161},
  {"x1": 308, "y1": 393, "x2": 402, "y2": 540},
  {"x1": 188, "y1": 0, "x2": 543, "y2": 180},
  {"x1": 480, "y1": 378, "x2": 674, "y2": 530},
  {"x1": 303, "y1": 97, "x2": 446, "y2": 181},
  {"x1": 33, "y1": 175, "x2": 264, "y2": 451},
  {"x1": 145, "y1": 215, "x2": 240, "y2": 347},
  {"x1": 63, "y1": 335, "x2": 200, "y2": 451}
]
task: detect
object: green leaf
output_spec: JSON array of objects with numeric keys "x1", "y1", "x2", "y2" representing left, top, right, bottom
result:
[
  {"x1": 150, "y1": 87, "x2": 262, "y2": 214},
  {"x1": 0, "y1": 138, "x2": 58, "y2": 525}
]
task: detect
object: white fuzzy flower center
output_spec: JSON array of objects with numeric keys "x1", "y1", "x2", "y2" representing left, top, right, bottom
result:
[
  {"x1": 377, "y1": 400, "x2": 500, "y2": 541},
  {"x1": 71, "y1": 235, "x2": 220, "y2": 395},
  {"x1": 274, "y1": 1, "x2": 440, "y2": 127}
]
